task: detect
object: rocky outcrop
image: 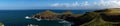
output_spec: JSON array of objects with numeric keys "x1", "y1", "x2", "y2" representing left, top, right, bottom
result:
[
  {"x1": 29, "y1": 8, "x2": 120, "y2": 26},
  {"x1": 31, "y1": 10, "x2": 81, "y2": 20},
  {"x1": 32, "y1": 10, "x2": 58, "y2": 20}
]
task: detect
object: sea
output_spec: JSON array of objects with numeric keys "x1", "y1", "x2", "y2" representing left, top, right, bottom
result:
[{"x1": 0, "y1": 10, "x2": 94, "y2": 26}]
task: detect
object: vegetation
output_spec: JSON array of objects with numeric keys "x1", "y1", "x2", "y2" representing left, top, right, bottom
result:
[
  {"x1": 79, "y1": 8, "x2": 120, "y2": 26},
  {"x1": 30, "y1": 8, "x2": 120, "y2": 26},
  {"x1": 80, "y1": 12, "x2": 113, "y2": 26},
  {"x1": 0, "y1": 23, "x2": 4, "y2": 26}
]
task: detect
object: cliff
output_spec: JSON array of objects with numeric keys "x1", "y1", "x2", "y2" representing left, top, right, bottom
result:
[
  {"x1": 31, "y1": 10, "x2": 81, "y2": 20},
  {"x1": 28, "y1": 8, "x2": 120, "y2": 26}
]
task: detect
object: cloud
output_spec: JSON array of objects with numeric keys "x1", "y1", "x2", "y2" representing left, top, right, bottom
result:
[
  {"x1": 51, "y1": 1, "x2": 91, "y2": 9},
  {"x1": 51, "y1": 1, "x2": 81, "y2": 7},
  {"x1": 81, "y1": 1, "x2": 89, "y2": 6},
  {"x1": 50, "y1": 0, "x2": 120, "y2": 10},
  {"x1": 97, "y1": 0, "x2": 120, "y2": 8}
]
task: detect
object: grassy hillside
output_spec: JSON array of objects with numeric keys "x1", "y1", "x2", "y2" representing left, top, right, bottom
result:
[{"x1": 79, "y1": 8, "x2": 120, "y2": 26}]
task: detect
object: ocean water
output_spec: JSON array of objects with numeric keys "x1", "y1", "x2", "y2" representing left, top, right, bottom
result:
[{"x1": 0, "y1": 10, "x2": 93, "y2": 26}]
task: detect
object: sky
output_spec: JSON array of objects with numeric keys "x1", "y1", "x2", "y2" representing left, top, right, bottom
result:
[{"x1": 0, "y1": 0, "x2": 120, "y2": 10}]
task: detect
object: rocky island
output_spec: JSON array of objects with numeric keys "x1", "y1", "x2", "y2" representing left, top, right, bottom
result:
[{"x1": 26, "y1": 8, "x2": 120, "y2": 26}]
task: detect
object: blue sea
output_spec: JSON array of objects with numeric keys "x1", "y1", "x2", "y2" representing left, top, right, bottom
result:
[{"x1": 0, "y1": 10, "x2": 94, "y2": 26}]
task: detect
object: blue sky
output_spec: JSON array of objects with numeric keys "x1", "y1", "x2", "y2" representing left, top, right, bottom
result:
[{"x1": 0, "y1": 0, "x2": 120, "y2": 10}]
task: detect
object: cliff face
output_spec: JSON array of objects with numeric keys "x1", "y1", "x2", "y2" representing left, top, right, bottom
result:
[
  {"x1": 30, "y1": 8, "x2": 120, "y2": 26},
  {"x1": 32, "y1": 10, "x2": 81, "y2": 20},
  {"x1": 33, "y1": 10, "x2": 58, "y2": 19}
]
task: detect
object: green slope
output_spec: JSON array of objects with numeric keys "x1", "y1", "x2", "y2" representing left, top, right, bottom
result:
[
  {"x1": 80, "y1": 13, "x2": 113, "y2": 26},
  {"x1": 0, "y1": 23, "x2": 4, "y2": 26}
]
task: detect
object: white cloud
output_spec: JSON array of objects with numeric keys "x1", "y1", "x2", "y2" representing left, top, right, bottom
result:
[
  {"x1": 51, "y1": 1, "x2": 81, "y2": 7},
  {"x1": 72, "y1": 1, "x2": 80, "y2": 7},
  {"x1": 51, "y1": 3, "x2": 60, "y2": 7},
  {"x1": 81, "y1": 1, "x2": 89, "y2": 6},
  {"x1": 97, "y1": 0, "x2": 120, "y2": 8},
  {"x1": 51, "y1": 1, "x2": 90, "y2": 8},
  {"x1": 51, "y1": 0, "x2": 120, "y2": 10}
]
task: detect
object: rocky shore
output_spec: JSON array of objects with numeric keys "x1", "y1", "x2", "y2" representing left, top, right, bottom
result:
[
  {"x1": 26, "y1": 8, "x2": 120, "y2": 26},
  {"x1": 26, "y1": 10, "x2": 81, "y2": 20}
]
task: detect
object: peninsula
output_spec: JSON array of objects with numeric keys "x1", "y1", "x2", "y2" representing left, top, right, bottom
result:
[{"x1": 26, "y1": 8, "x2": 120, "y2": 26}]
